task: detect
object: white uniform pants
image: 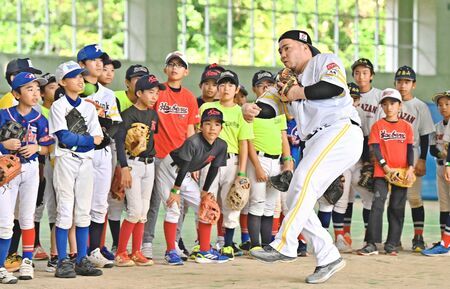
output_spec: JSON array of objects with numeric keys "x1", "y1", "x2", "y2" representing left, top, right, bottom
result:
[
  {"x1": 91, "y1": 148, "x2": 113, "y2": 223},
  {"x1": 271, "y1": 121, "x2": 363, "y2": 266},
  {"x1": 437, "y1": 164, "x2": 450, "y2": 212},
  {"x1": 107, "y1": 141, "x2": 124, "y2": 221},
  {"x1": 407, "y1": 147, "x2": 423, "y2": 208},
  {"x1": 348, "y1": 160, "x2": 373, "y2": 210}
]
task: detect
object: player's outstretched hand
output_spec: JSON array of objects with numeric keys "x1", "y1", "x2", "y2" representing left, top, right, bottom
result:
[
  {"x1": 18, "y1": 144, "x2": 39, "y2": 158},
  {"x1": 121, "y1": 167, "x2": 132, "y2": 189},
  {"x1": 414, "y1": 159, "x2": 426, "y2": 177},
  {"x1": 242, "y1": 103, "x2": 261, "y2": 123},
  {"x1": 2, "y1": 139, "x2": 21, "y2": 151},
  {"x1": 167, "y1": 193, "x2": 181, "y2": 208},
  {"x1": 93, "y1": 135, "x2": 103, "y2": 145}
]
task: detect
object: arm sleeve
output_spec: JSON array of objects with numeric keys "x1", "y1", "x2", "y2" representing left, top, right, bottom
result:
[
  {"x1": 202, "y1": 166, "x2": 219, "y2": 192},
  {"x1": 304, "y1": 81, "x2": 344, "y2": 100},
  {"x1": 361, "y1": 136, "x2": 370, "y2": 162},
  {"x1": 429, "y1": 145, "x2": 439, "y2": 158},
  {"x1": 372, "y1": 143, "x2": 384, "y2": 163},
  {"x1": 446, "y1": 144, "x2": 450, "y2": 162},
  {"x1": 55, "y1": 130, "x2": 94, "y2": 148},
  {"x1": 174, "y1": 160, "x2": 191, "y2": 187},
  {"x1": 407, "y1": 144, "x2": 414, "y2": 166},
  {"x1": 419, "y1": 134, "x2": 429, "y2": 160},
  {"x1": 114, "y1": 123, "x2": 128, "y2": 168}
]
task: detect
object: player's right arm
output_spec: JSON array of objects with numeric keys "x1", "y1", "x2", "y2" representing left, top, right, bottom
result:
[{"x1": 248, "y1": 140, "x2": 267, "y2": 182}]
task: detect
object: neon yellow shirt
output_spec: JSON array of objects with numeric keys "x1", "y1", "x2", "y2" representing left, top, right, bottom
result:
[
  {"x1": 252, "y1": 114, "x2": 286, "y2": 155},
  {"x1": 0, "y1": 92, "x2": 16, "y2": 109},
  {"x1": 115, "y1": 90, "x2": 133, "y2": 112},
  {"x1": 40, "y1": 105, "x2": 50, "y2": 119},
  {"x1": 200, "y1": 102, "x2": 253, "y2": 154}
]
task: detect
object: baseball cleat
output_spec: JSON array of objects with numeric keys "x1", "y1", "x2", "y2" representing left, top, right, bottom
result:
[
  {"x1": 165, "y1": 249, "x2": 184, "y2": 266},
  {"x1": 357, "y1": 243, "x2": 379, "y2": 256},
  {"x1": 421, "y1": 242, "x2": 450, "y2": 257},
  {"x1": 231, "y1": 243, "x2": 244, "y2": 257},
  {"x1": 33, "y1": 245, "x2": 49, "y2": 260},
  {"x1": 249, "y1": 246, "x2": 296, "y2": 263},
  {"x1": 46, "y1": 255, "x2": 58, "y2": 272},
  {"x1": 0, "y1": 267, "x2": 18, "y2": 284},
  {"x1": 305, "y1": 257, "x2": 346, "y2": 284},
  {"x1": 18, "y1": 258, "x2": 33, "y2": 280},
  {"x1": 220, "y1": 246, "x2": 235, "y2": 261},
  {"x1": 75, "y1": 257, "x2": 103, "y2": 276},
  {"x1": 4, "y1": 253, "x2": 22, "y2": 273},
  {"x1": 141, "y1": 242, "x2": 153, "y2": 259},
  {"x1": 100, "y1": 246, "x2": 115, "y2": 261},
  {"x1": 412, "y1": 234, "x2": 426, "y2": 252},
  {"x1": 239, "y1": 241, "x2": 251, "y2": 254},
  {"x1": 54, "y1": 258, "x2": 76, "y2": 278},
  {"x1": 335, "y1": 234, "x2": 352, "y2": 253},
  {"x1": 87, "y1": 248, "x2": 114, "y2": 268},
  {"x1": 383, "y1": 243, "x2": 398, "y2": 256},
  {"x1": 114, "y1": 251, "x2": 135, "y2": 267},
  {"x1": 195, "y1": 249, "x2": 230, "y2": 264},
  {"x1": 190, "y1": 245, "x2": 200, "y2": 260},
  {"x1": 130, "y1": 251, "x2": 154, "y2": 266}
]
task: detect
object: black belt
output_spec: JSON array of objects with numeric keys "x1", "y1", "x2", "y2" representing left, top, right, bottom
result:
[
  {"x1": 227, "y1": 153, "x2": 238, "y2": 159},
  {"x1": 256, "y1": 151, "x2": 280, "y2": 159},
  {"x1": 438, "y1": 160, "x2": 444, "y2": 166},
  {"x1": 129, "y1": 156, "x2": 154, "y2": 164}
]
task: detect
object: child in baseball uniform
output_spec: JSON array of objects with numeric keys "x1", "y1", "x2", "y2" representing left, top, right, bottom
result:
[
  {"x1": 77, "y1": 44, "x2": 122, "y2": 267},
  {"x1": 158, "y1": 107, "x2": 229, "y2": 265},
  {"x1": 0, "y1": 72, "x2": 54, "y2": 283},
  {"x1": 49, "y1": 61, "x2": 103, "y2": 278},
  {"x1": 199, "y1": 70, "x2": 253, "y2": 260},
  {"x1": 113, "y1": 75, "x2": 161, "y2": 267},
  {"x1": 197, "y1": 63, "x2": 224, "y2": 107},
  {"x1": 422, "y1": 92, "x2": 450, "y2": 256},
  {"x1": 98, "y1": 53, "x2": 121, "y2": 87},
  {"x1": 357, "y1": 88, "x2": 415, "y2": 256}
]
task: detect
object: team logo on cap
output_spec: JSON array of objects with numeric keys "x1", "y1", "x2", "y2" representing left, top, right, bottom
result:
[
  {"x1": 205, "y1": 70, "x2": 220, "y2": 77},
  {"x1": 94, "y1": 44, "x2": 101, "y2": 52},
  {"x1": 148, "y1": 75, "x2": 158, "y2": 83},
  {"x1": 382, "y1": 90, "x2": 394, "y2": 97},
  {"x1": 134, "y1": 66, "x2": 148, "y2": 74},
  {"x1": 24, "y1": 73, "x2": 35, "y2": 79},
  {"x1": 257, "y1": 71, "x2": 272, "y2": 79},
  {"x1": 221, "y1": 71, "x2": 234, "y2": 78},
  {"x1": 207, "y1": 109, "x2": 221, "y2": 116},
  {"x1": 298, "y1": 32, "x2": 308, "y2": 42}
]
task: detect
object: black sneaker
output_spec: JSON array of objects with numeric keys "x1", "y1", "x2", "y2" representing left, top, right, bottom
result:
[
  {"x1": 231, "y1": 243, "x2": 243, "y2": 257},
  {"x1": 55, "y1": 258, "x2": 76, "y2": 278},
  {"x1": 384, "y1": 243, "x2": 398, "y2": 256},
  {"x1": 239, "y1": 241, "x2": 251, "y2": 253},
  {"x1": 75, "y1": 257, "x2": 103, "y2": 276},
  {"x1": 412, "y1": 235, "x2": 426, "y2": 252},
  {"x1": 178, "y1": 238, "x2": 190, "y2": 257},
  {"x1": 68, "y1": 253, "x2": 77, "y2": 264},
  {"x1": 356, "y1": 243, "x2": 379, "y2": 256},
  {"x1": 297, "y1": 240, "x2": 308, "y2": 257},
  {"x1": 46, "y1": 255, "x2": 58, "y2": 272}
]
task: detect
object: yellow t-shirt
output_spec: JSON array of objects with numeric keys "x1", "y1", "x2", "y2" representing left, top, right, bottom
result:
[
  {"x1": 115, "y1": 90, "x2": 133, "y2": 112},
  {"x1": 200, "y1": 102, "x2": 253, "y2": 154},
  {"x1": 40, "y1": 105, "x2": 50, "y2": 119},
  {"x1": 0, "y1": 92, "x2": 17, "y2": 109},
  {"x1": 252, "y1": 114, "x2": 286, "y2": 155}
]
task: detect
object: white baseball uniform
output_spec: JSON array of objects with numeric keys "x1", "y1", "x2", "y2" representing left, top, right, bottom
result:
[{"x1": 432, "y1": 120, "x2": 450, "y2": 212}]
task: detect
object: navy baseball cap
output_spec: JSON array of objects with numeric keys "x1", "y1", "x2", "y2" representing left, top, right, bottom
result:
[
  {"x1": 101, "y1": 53, "x2": 121, "y2": 69},
  {"x1": 135, "y1": 74, "x2": 166, "y2": 94},
  {"x1": 395, "y1": 65, "x2": 416, "y2": 81},
  {"x1": 6, "y1": 58, "x2": 42, "y2": 75},
  {"x1": 351, "y1": 58, "x2": 375, "y2": 73},
  {"x1": 217, "y1": 70, "x2": 239, "y2": 86},
  {"x1": 252, "y1": 70, "x2": 275, "y2": 87},
  {"x1": 347, "y1": 82, "x2": 361, "y2": 98},
  {"x1": 77, "y1": 44, "x2": 104, "y2": 62},
  {"x1": 11, "y1": 72, "x2": 47, "y2": 91},
  {"x1": 126, "y1": 64, "x2": 150, "y2": 80},
  {"x1": 278, "y1": 30, "x2": 320, "y2": 56},
  {"x1": 201, "y1": 108, "x2": 224, "y2": 124}
]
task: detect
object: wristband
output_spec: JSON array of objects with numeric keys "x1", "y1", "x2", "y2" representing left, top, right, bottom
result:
[
  {"x1": 379, "y1": 159, "x2": 386, "y2": 167},
  {"x1": 282, "y1": 156, "x2": 294, "y2": 162},
  {"x1": 446, "y1": 162, "x2": 450, "y2": 167},
  {"x1": 170, "y1": 188, "x2": 180, "y2": 195},
  {"x1": 237, "y1": 171, "x2": 247, "y2": 177}
]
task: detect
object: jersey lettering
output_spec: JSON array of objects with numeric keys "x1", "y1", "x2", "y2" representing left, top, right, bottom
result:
[
  {"x1": 398, "y1": 111, "x2": 416, "y2": 124},
  {"x1": 158, "y1": 102, "x2": 189, "y2": 115},
  {"x1": 379, "y1": 129, "x2": 406, "y2": 142},
  {"x1": 360, "y1": 103, "x2": 378, "y2": 114}
]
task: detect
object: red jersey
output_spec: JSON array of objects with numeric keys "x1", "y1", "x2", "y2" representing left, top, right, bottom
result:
[
  {"x1": 154, "y1": 84, "x2": 200, "y2": 158},
  {"x1": 369, "y1": 118, "x2": 414, "y2": 177}
]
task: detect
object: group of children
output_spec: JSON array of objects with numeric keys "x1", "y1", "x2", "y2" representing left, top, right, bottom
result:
[{"x1": 0, "y1": 45, "x2": 449, "y2": 285}]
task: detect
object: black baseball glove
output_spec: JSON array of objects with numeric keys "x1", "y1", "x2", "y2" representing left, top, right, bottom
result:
[
  {"x1": 0, "y1": 121, "x2": 27, "y2": 142},
  {"x1": 358, "y1": 163, "x2": 374, "y2": 192},
  {"x1": 66, "y1": 108, "x2": 88, "y2": 135},
  {"x1": 270, "y1": 170, "x2": 293, "y2": 192},
  {"x1": 323, "y1": 175, "x2": 345, "y2": 205}
]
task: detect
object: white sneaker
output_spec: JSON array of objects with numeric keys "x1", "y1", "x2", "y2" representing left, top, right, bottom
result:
[
  {"x1": 19, "y1": 258, "x2": 33, "y2": 280},
  {"x1": 175, "y1": 242, "x2": 188, "y2": 261},
  {"x1": 141, "y1": 242, "x2": 153, "y2": 259},
  {"x1": 87, "y1": 248, "x2": 114, "y2": 268},
  {"x1": 335, "y1": 234, "x2": 352, "y2": 253},
  {"x1": 0, "y1": 267, "x2": 18, "y2": 284}
]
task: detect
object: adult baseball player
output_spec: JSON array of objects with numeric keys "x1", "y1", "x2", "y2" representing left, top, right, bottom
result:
[{"x1": 247, "y1": 30, "x2": 363, "y2": 284}]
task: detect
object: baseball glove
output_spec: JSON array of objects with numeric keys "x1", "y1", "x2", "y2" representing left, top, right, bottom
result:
[
  {"x1": 125, "y1": 122, "x2": 149, "y2": 157},
  {"x1": 198, "y1": 193, "x2": 221, "y2": 225},
  {"x1": 323, "y1": 175, "x2": 345, "y2": 205},
  {"x1": 0, "y1": 121, "x2": 26, "y2": 143},
  {"x1": 270, "y1": 170, "x2": 293, "y2": 192},
  {"x1": 358, "y1": 163, "x2": 374, "y2": 192},
  {"x1": 65, "y1": 108, "x2": 88, "y2": 135},
  {"x1": 0, "y1": 155, "x2": 22, "y2": 187},
  {"x1": 275, "y1": 68, "x2": 298, "y2": 101},
  {"x1": 384, "y1": 168, "x2": 416, "y2": 188},
  {"x1": 226, "y1": 177, "x2": 251, "y2": 211},
  {"x1": 110, "y1": 166, "x2": 125, "y2": 201}
]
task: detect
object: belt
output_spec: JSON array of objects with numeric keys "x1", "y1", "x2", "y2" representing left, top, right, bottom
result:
[
  {"x1": 256, "y1": 151, "x2": 280, "y2": 159},
  {"x1": 227, "y1": 153, "x2": 239, "y2": 159},
  {"x1": 304, "y1": 119, "x2": 360, "y2": 141},
  {"x1": 438, "y1": 159, "x2": 444, "y2": 166},
  {"x1": 129, "y1": 156, "x2": 154, "y2": 164}
]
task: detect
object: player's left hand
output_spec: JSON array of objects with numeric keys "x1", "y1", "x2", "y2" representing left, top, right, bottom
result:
[
  {"x1": 282, "y1": 84, "x2": 305, "y2": 102},
  {"x1": 166, "y1": 193, "x2": 181, "y2": 208},
  {"x1": 18, "y1": 144, "x2": 39, "y2": 158},
  {"x1": 445, "y1": 166, "x2": 450, "y2": 183},
  {"x1": 242, "y1": 103, "x2": 261, "y2": 122},
  {"x1": 414, "y1": 159, "x2": 426, "y2": 177},
  {"x1": 191, "y1": 171, "x2": 200, "y2": 182},
  {"x1": 235, "y1": 176, "x2": 251, "y2": 189}
]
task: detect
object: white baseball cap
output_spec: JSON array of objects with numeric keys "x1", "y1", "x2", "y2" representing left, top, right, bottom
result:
[
  {"x1": 379, "y1": 88, "x2": 402, "y2": 104},
  {"x1": 55, "y1": 61, "x2": 86, "y2": 82},
  {"x1": 165, "y1": 51, "x2": 189, "y2": 68}
]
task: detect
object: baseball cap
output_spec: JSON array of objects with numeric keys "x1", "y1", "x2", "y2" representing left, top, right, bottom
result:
[
  {"x1": 379, "y1": 88, "x2": 402, "y2": 104},
  {"x1": 395, "y1": 65, "x2": 416, "y2": 81},
  {"x1": 11, "y1": 72, "x2": 47, "y2": 91},
  {"x1": 351, "y1": 58, "x2": 375, "y2": 73},
  {"x1": 6, "y1": 58, "x2": 42, "y2": 75},
  {"x1": 347, "y1": 82, "x2": 361, "y2": 98},
  {"x1": 101, "y1": 53, "x2": 121, "y2": 69},
  {"x1": 278, "y1": 30, "x2": 320, "y2": 56},
  {"x1": 200, "y1": 68, "x2": 221, "y2": 84},
  {"x1": 126, "y1": 64, "x2": 150, "y2": 80},
  {"x1": 203, "y1": 63, "x2": 225, "y2": 73},
  {"x1": 41, "y1": 73, "x2": 56, "y2": 86},
  {"x1": 77, "y1": 44, "x2": 104, "y2": 62},
  {"x1": 165, "y1": 51, "x2": 189, "y2": 68},
  {"x1": 252, "y1": 70, "x2": 275, "y2": 87},
  {"x1": 135, "y1": 74, "x2": 166, "y2": 93},
  {"x1": 432, "y1": 91, "x2": 450, "y2": 104},
  {"x1": 217, "y1": 70, "x2": 239, "y2": 86},
  {"x1": 55, "y1": 61, "x2": 86, "y2": 82},
  {"x1": 201, "y1": 108, "x2": 224, "y2": 124},
  {"x1": 239, "y1": 85, "x2": 248, "y2": 96}
]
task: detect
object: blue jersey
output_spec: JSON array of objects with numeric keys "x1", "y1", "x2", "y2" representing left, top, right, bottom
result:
[
  {"x1": 0, "y1": 106, "x2": 54, "y2": 162},
  {"x1": 287, "y1": 118, "x2": 301, "y2": 167}
]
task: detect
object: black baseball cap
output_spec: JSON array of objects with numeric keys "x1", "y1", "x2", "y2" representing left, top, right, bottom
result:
[
  {"x1": 126, "y1": 64, "x2": 149, "y2": 80},
  {"x1": 201, "y1": 108, "x2": 224, "y2": 124},
  {"x1": 5, "y1": 58, "x2": 42, "y2": 86},
  {"x1": 239, "y1": 85, "x2": 248, "y2": 96},
  {"x1": 217, "y1": 70, "x2": 239, "y2": 86},
  {"x1": 278, "y1": 30, "x2": 320, "y2": 56},
  {"x1": 395, "y1": 65, "x2": 416, "y2": 81},
  {"x1": 351, "y1": 58, "x2": 375, "y2": 74},
  {"x1": 203, "y1": 63, "x2": 225, "y2": 73},
  {"x1": 41, "y1": 73, "x2": 56, "y2": 86},
  {"x1": 347, "y1": 82, "x2": 361, "y2": 98},
  {"x1": 200, "y1": 68, "x2": 222, "y2": 84},
  {"x1": 135, "y1": 74, "x2": 166, "y2": 94},
  {"x1": 101, "y1": 53, "x2": 121, "y2": 69},
  {"x1": 252, "y1": 70, "x2": 275, "y2": 87}
]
